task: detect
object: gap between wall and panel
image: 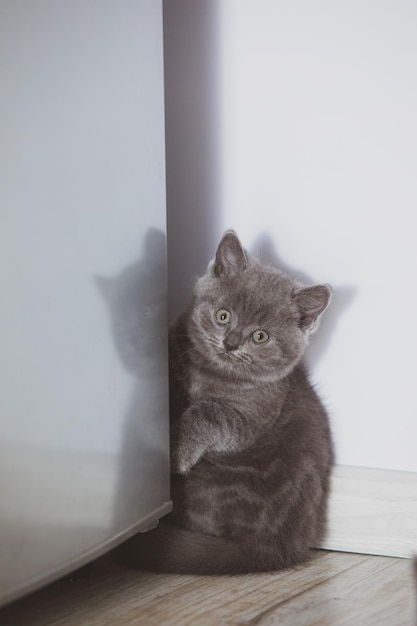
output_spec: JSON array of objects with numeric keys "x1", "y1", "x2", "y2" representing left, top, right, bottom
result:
[{"x1": 321, "y1": 465, "x2": 417, "y2": 559}]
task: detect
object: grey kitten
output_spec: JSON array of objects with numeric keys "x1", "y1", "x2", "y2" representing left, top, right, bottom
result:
[{"x1": 121, "y1": 230, "x2": 334, "y2": 574}]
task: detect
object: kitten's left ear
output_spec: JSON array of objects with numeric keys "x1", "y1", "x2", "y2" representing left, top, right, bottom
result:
[
  {"x1": 293, "y1": 284, "x2": 332, "y2": 333},
  {"x1": 213, "y1": 230, "x2": 248, "y2": 279}
]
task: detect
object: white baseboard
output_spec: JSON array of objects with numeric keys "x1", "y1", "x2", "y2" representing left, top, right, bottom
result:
[{"x1": 320, "y1": 465, "x2": 417, "y2": 559}]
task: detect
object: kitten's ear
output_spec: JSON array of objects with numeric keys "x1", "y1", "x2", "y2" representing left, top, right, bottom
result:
[
  {"x1": 213, "y1": 231, "x2": 248, "y2": 279},
  {"x1": 293, "y1": 284, "x2": 332, "y2": 333}
]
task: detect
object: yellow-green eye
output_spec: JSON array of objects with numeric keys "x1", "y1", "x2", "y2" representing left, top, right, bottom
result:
[
  {"x1": 251, "y1": 330, "x2": 269, "y2": 344},
  {"x1": 216, "y1": 308, "x2": 231, "y2": 325}
]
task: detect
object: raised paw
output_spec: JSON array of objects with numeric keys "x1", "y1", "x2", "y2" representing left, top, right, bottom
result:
[{"x1": 171, "y1": 440, "x2": 204, "y2": 475}]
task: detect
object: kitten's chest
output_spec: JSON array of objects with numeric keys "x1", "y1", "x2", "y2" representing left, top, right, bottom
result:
[
  {"x1": 188, "y1": 369, "x2": 237, "y2": 401},
  {"x1": 186, "y1": 368, "x2": 277, "y2": 418}
]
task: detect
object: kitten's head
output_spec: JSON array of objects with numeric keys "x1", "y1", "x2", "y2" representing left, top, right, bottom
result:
[{"x1": 188, "y1": 231, "x2": 331, "y2": 381}]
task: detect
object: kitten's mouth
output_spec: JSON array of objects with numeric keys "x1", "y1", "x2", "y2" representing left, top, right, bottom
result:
[
  {"x1": 218, "y1": 350, "x2": 252, "y2": 367},
  {"x1": 217, "y1": 351, "x2": 232, "y2": 365}
]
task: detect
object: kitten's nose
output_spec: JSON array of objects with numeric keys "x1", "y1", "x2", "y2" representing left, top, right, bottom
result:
[{"x1": 223, "y1": 332, "x2": 241, "y2": 353}]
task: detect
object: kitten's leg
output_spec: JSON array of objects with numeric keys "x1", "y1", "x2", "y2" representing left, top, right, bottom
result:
[{"x1": 171, "y1": 400, "x2": 259, "y2": 474}]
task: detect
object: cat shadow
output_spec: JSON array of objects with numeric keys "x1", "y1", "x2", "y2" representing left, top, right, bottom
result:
[
  {"x1": 95, "y1": 228, "x2": 170, "y2": 533},
  {"x1": 251, "y1": 233, "x2": 357, "y2": 368}
]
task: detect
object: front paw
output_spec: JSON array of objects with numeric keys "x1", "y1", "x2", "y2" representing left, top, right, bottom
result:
[
  {"x1": 171, "y1": 441, "x2": 204, "y2": 475},
  {"x1": 170, "y1": 408, "x2": 207, "y2": 474}
]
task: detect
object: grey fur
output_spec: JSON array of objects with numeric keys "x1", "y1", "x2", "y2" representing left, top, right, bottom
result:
[{"x1": 121, "y1": 231, "x2": 334, "y2": 574}]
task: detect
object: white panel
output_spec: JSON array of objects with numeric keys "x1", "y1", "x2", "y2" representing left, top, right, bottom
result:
[{"x1": 0, "y1": 0, "x2": 170, "y2": 605}]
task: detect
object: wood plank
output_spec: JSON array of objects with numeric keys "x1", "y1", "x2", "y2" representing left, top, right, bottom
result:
[
  {"x1": 322, "y1": 465, "x2": 417, "y2": 558},
  {"x1": 0, "y1": 552, "x2": 365, "y2": 626},
  {"x1": 105, "y1": 552, "x2": 364, "y2": 626},
  {"x1": 259, "y1": 555, "x2": 415, "y2": 626},
  {"x1": 2, "y1": 552, "x2": 414, "y2": 626}
]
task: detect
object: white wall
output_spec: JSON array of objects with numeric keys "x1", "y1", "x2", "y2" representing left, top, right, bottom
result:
[{"x1": 165, "y1": 1, "x2": 417, "y2": 472}]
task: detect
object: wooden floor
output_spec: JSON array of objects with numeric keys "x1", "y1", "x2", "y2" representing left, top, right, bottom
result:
[{"x1": 1, "y1": 551, "x2": 415, "y2": 626}]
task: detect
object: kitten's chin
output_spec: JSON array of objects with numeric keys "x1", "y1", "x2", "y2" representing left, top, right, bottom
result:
[
  {"x1": 218, "y1": 351, "x2": 251, "y2": 366},
  {"x1": 213, "y1": 352, "x2": 252, "y2": 377},
  {"x1": 218, "y1": 354, "x2": 238, "y2": 372},
  {"x1": 207, "y1": 351, "x2": 242, "y2": 373},
  {"x1": 216, "y1": 351, "x2": 302, "y2": 383},
  {"x1": 191, "y1": 338, "x2": 253, "y2": 375}
]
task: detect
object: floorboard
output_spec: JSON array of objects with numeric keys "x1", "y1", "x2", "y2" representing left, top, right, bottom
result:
[{"x1": 0, "y1": 551, "x2": 415, "y2": 626}]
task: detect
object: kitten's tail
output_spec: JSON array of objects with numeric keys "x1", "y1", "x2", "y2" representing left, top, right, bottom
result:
[{"x1": 117, "y1": 520, "x2": 298, "y2": 575}]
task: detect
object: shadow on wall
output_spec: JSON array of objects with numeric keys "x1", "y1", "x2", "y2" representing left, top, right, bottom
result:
[
  {"x1": 164, "y1": 0, "x2": 223, "y2": 320},
  {"x1": 96, "y1": 228, "x2": 170, "y2": 532},
  {"x1": 251, "y1": 232, "x2": 357, "y2": 369}
]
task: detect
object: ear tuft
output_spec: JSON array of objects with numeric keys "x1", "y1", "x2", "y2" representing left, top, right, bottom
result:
[
  {"x1": 293, "y1": 284, "x2": 332, "y2": 332},
  {"x1": 213, "y1": 231, "x2": 248, "y2": 279}
]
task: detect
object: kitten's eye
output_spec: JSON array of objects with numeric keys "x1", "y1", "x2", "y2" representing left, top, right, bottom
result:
[
  {"x1": 215, "y1": 308, "x2": 231, "y2": 325},
  {"x1": 251, "y1": 330, "x2": 269, "y2": 344}
]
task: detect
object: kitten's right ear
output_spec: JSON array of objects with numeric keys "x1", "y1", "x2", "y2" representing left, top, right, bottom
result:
[
  {"x1": 213, "y1": 231, "x2": 248, "y2": 279},
  {"x1": 293, "y1": 284, "x2": 332, "y2": 333}
]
